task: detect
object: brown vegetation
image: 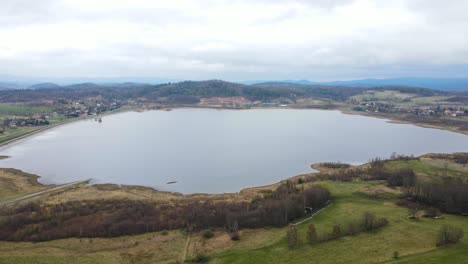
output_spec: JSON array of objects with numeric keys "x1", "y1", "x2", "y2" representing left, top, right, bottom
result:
[{"x1": 0, "y1": 183, "x2": 330, "y2": 242}]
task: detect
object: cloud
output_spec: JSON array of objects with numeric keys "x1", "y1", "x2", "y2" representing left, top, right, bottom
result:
[{"x1": 0, "y1": 0, "x2": 467, "y2": 80}]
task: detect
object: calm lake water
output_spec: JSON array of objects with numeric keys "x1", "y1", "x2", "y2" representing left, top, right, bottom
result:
[{"x1": 1, "y1": 108, "x2": 468, "y2": 193}]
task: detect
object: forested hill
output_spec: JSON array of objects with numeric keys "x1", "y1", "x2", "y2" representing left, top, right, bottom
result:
[
  {"x1": 0, "y1": 79, "x2": 459, "y2": 104},
  {"x1": 246, "y1": 78, "x2": 468, "y2": 91}
]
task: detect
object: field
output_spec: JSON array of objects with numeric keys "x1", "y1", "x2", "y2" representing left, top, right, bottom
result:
[
  {"x1": 0, "y1": 103, "x2": 52, "y2": 115},
  {"x1": 0, "y1": 157, "x2": 466, "y2": 263},
  {"x1": 205, "y1": 180, "x2": 468, "y2": 264}
]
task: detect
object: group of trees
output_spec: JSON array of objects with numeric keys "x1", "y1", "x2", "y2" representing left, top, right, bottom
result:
[
  {"x1": 403, "y1": 178, "x2": 468, "y2": 214},
  {"x1": 302, "y1": 158, "x2": 417, "y2": 189},
  {"x1": 287, "y1": 212, "x2": 389, "y2": 248},
  {"x1": 436, "y1": 224, "x2": 464, "y2": 247},
  {"x1": 0, "y1": 183, "x2": 330, "y2": 242}
]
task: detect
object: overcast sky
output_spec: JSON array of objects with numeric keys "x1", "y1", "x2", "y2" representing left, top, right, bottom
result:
[{"x1": 1, "y1": 0, "x2": 468, "y2": 81}]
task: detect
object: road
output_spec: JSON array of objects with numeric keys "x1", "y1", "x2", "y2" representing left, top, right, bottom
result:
[{"x1": 292, "y1": 201, "x2": 332, "y2": 226}]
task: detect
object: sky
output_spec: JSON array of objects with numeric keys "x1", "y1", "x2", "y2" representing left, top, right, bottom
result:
[{"x1": 1, "y1": 0, "x2": 468, "y2": 82}]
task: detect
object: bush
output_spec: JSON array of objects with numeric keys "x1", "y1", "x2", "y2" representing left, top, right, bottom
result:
[
  {"x1": 346, "y1": 222, "x2": 360, "y2": 236},
  {"x1": 306, "y1": 224, "x2": 318, "y2": 244},
  {"x1": 192, "y1": 253, "x2": 210, "y2": 263},
  {"x1": 331, "y1": 224, "x2": 342, "y2": 239},
  {"x1": 436, "y1": 225, "x2": 464, "y2": 247},
  {"x1": 287, "y1": 225, "x2": 298, "y2": 249},
  {"x1": 230, "y1": 232, "x2": 240, "y2": 241},
  {"x1": 393, "y1": 251, "x2": 399, "y2": 259},
  {"x1": 423, "y1": 208, "x2": 441, "y2": 218},
  {"x1": 202, "y1": 230, "x2": 214, "y2": 239}
]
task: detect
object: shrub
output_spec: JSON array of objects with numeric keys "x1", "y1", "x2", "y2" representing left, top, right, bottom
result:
[
  {"x1": 306, "y1": 224, "x2": 318, "y2": 244},
  {"x1": 436, "y1": 225, "x2": 464, "y2": 247},
  {"x1": 346, "y1": 222, "x2": 360, "y2": 236},
  {"x1": 423, "y1": 208, "x2": 440, "y2": 218},
  {"x1": 287, "y1": 225, "x2": 298, "y2": 249},
  {"x1": 331, "y1": 224, "x2": 342, "y2": 239},
  {"x1": 192, "y1": 253, "x2": 210, "y2": 263},
  {"x1": 393, "y1": 251, "x2": 399, "y2": 259},
  {"x1": 230, "y1": 232, "x2": 240, "y2": 241},
  {"x1": 202, "y1": 230, "x2": 214, "y2": 239}
]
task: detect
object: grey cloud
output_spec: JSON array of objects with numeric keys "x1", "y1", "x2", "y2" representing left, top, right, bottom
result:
[{"x1": 1, "y1": 0, "x2": 468, "y2": 80}]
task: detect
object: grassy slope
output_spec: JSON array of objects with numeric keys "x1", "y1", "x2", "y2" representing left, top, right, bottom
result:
[
  {"x1": 0, "y1": 168, "x2": 47, "y2": 201},
  {"x1": 209, "y1": 180, "x2": 468, "y2": 264}
]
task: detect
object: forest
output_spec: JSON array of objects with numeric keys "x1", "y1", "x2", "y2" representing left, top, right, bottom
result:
[{"x1": 0, "y1": 183, "x2": 330, "y2": 242}]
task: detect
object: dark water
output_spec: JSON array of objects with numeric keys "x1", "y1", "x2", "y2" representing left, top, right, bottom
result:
[{"x1": 1, "y1": 108, "x2": 468, "y2": 194}]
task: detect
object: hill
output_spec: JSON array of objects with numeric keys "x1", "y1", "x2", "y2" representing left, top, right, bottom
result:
[
  {"x1": 246, "y1": 78, "x2": 468, "y2": 91},
  {"x1": 29, "y1": 82, "x2": 61, "y2": 89}
]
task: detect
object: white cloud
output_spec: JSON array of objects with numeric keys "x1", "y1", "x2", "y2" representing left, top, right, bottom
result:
[{"x1": 0, "y1": 0, "x2": 467, "y2": 80}]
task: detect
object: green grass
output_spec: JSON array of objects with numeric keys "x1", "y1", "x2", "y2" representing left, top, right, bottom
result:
[
  {"x1": 209, "y1": 180, "x2": 468, "y2": 264},
  {"x1": 385, "y1": 160, "x2": 468, "y2": 179},
  {"x1": 0, "y1": 103, "x2": 52, "y2": 115}
]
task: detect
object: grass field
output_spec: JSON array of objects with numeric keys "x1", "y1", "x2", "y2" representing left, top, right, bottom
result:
[
  {"x1": 207, "y1": 180, "x2": 468, "y2": 264},
  {"x1": 0, "y1": 103, "x2": 52, "y2": 115}
]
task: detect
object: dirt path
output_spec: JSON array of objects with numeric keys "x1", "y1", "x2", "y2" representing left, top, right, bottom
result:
[{"x1": 180, "y1": 235, "x2": 191, "y2": 262}]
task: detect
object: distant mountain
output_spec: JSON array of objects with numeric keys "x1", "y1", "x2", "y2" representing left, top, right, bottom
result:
[
  {"x1": 242, "y1": 80, "x2": 317, "y2": 85},
  {"x1": 63, "y1": 83, "x2": 103, "y2": 89},
  {"x1": 29, "y1": 82, "x2": 61, "y2": 89},
  {"x1": 245, "y1": 78, "x2": 468, "y2": 91},
  {"x1": 0, "y1": 82, "x2": 22, "y2": 90}
]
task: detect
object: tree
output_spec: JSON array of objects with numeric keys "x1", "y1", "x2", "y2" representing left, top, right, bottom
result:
[
  {"x1": 306, "y1": 224, "x2": 318, "y2": 244},
  {"x1": 287, "y1": 225, "x2": 298, "y2": 249},
  {"x1": 408, "y1": 207, "x2": 419, "y2": 220},
  {"x1": 331, "y1": 224, "x2": 342, "y2": 239},
  {"x1": 436, "y1": 225, "x2": 464, "y2": 247},
  {"x1": 363, "y1": 212, "x2": 377, "y2": 230}
]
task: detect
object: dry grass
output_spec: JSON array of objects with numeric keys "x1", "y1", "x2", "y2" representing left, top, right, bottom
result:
[
  {"x1": 0, "y1": 168, "x2": 47, "y2": 201},
  {"x1": 0, "y1": 230, "x2": 185, "y2": 264}
]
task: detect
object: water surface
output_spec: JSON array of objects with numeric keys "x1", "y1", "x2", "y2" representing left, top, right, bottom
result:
[{"x1": 1, "y1": 108, "x2": 468, "y2": 193}]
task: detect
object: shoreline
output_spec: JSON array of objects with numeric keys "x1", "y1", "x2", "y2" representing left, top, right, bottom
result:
[
  {"x1": 1, "y1": 105, "x2": 466, "y2": 151},
  {"x1": 0, "y1": 106, "x2": 466, "y2": 196},
  {"x1": 0, "y1": 107, "x2": 129, "y2": 151}
]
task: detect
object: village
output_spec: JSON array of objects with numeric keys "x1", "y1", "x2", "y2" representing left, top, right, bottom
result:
[
  {"x1": 0, "y1": 100, "x2": 122, "y2": 134},
  {"x1": 351, "y1": 101, "x2": 466, "y2": 117}
]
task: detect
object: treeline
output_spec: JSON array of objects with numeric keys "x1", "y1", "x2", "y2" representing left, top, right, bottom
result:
[
  {"x1": 302, "y1": 158, "x2": 416, "y2": 188},
  {"x1": 424, "y1": 153, "x2": 468, "y2": 166},
  {"x1": 404, "y1": 177, "x2": 468, "y2": 214},
  {"x1": 0, "y1": 183, "x2": 330, "y2": 242},
  {"x1": 0, "y1": 80, "x2": 300, "y2": 104},
  {"x1": 0, "y1": 80, "x2": 449, "y2": 105}
]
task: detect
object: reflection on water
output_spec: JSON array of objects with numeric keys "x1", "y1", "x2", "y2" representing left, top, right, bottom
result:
[{"x1": 1, "y1": 108, "x2": 468, "y2": 194}]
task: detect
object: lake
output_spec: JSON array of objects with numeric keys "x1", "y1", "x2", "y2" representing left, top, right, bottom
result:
[{"x1": 1, "y1": 108, "x2": 468, "y2": 194}]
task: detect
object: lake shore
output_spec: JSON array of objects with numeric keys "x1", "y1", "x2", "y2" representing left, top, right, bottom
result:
[
  {"x1": 0, "y1": 107, "x2": 129, "y2": 151},
  {"x1": 1, "y1": 104, "x2": 466, "y2": 151}
]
